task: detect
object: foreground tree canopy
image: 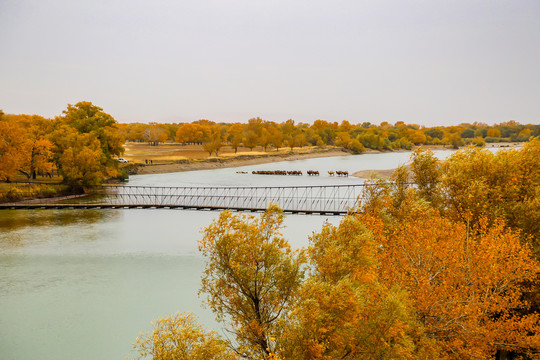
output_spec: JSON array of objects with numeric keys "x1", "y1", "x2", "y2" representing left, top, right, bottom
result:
[
  {"x1": 0, "y1": 102, "x2": 124, "y2": 185},
  {"x1": 131, "y1": 144, "x2": 540, "y2": 360}
]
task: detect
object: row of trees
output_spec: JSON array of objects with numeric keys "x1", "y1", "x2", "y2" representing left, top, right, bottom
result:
[
  {"x1": 0, "y1": 102, "x2": 124, "y2": 186},
  {"x1": 131, "y1": 140, "x2": 540, "y2": 360},
  {"x1": 120, "y1": 118, "x2": 540, "y2": 154}
]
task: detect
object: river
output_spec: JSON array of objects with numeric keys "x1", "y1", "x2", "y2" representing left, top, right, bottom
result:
[{"x1": 0, "y1": 150, "x2": 456, "y2": 360}]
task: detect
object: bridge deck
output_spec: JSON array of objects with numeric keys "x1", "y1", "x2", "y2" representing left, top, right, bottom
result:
[
  {"x1": 0, "y1": 203, "x2": 346, "y2": 215},
  {"x1": 0, "y1": 183, "x2": 391, "y2": 215}
]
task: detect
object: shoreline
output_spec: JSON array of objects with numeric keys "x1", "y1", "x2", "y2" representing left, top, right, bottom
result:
[
  {"x1": 130, "y1": 149, "x2": 360, "y2": 175},
  {"x1": 126, "y1": 142, "x2": 523, "y2": 176}
]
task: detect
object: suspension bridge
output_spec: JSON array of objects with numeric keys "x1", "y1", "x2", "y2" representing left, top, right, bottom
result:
[{"x1": 0, "y1": 184, "x2": 369, "y2": 215}]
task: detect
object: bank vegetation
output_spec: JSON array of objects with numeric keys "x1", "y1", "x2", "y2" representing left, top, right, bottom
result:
[{"x1": 131, "y1": 141, "x2": 540, "y2": 360}]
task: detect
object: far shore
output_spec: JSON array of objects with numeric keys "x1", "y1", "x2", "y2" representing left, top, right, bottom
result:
[
  {"x1": 130, "y1": 149, "x2": 355, "y2": 175},
  {"x1": 129, "y1": 151, "x2": 400, "y2": 180},
  {"x1": 125, "y1": 142, "x2": 522, "y2": 178}
]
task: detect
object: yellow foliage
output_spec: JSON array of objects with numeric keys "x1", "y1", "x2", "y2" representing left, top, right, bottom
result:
[
  {"x1": 130, "y1": 313, "x2": 235, "y2": 360},
  {"x1": 358, "y1": 191, "x2": 540, "y2": 359},
  {"x1": 199, "y1": 204, "x2": 306, "y2": 359}
]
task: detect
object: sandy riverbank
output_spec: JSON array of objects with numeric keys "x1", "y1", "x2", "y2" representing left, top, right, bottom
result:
[
  {"x1": 130, "y1": 149, "x2": 356, "y2": 175},
  {"x1": 126, "y1": 142, "x2": 523, "y2": 177},
  {"x1": 351, "y1": 169, "x2": 398, "y2": 179}
]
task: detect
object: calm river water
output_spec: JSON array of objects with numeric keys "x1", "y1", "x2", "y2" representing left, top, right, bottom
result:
[{"x1": 0, "y1": 150, "x2": 456, "y2": 360}]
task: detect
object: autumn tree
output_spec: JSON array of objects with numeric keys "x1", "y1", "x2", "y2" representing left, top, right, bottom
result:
[
  {"x1": 130, "y1": 313, "x2": 236, "y2": 360},
  {"x1": 142, "y1": 123, "x2": 168, "y2": 145},
  {"x1": 13, "y1": 115, "x2": 54, "y2": 179},
  {"x1": 175, "y1": 123, "x2": 208, "y2": 144},
  {"x1": 60, "y1": 101, "x2": 124, "y2": 159},
  {"x1": 282, "y1": 119, "x2": 296, "y2": 138},
  {"x1": 20, "y1": 138, "x2": 53, "y2": 179},
  {"x1": 227, "y1": 123, "x2": 244, "y2": 153},
  {"x1": 269, "y1": 126, "x2": 283, "y2": 151},
  {"x1": 50, "y1": 125, "x2": 104, "y2": 186},
  {"x1": 294, "y1": 132, "x2": 307, "y2": 148},
  {"x1": 199, "y1": 205, "x2": 306, "y2": 359},
  {"x1": 243, "y1": 130, "x2": 259, "y2": 151},
  {"x1": 487, "y1": 128, "x2": 501, "y2": 138},
  {"x1": 51, "y1": 102, "x2": 124, "y2": 185},
  {"x1": 440, "y1": 140, "x2": 540, "y2": 254},
  {"x1": 260, "y1": 128, "x2": 271, "y2": 151},
  {"x1": 0, "y1": 120, "x2": 26, "y2": 181},
  {"x1": 282, "y1": 216, "x2": 438, "y2": 360},
  {"x1": 202, "y1": 126, "x2": 223, "y2": 156},
  {"x1": 355, "y1": 181, "x2": 540, "y2": 359},
  {"x1": 410, "y1": 148, "x2": 441, "y2": 205},
  {"x1": 247, "y1": 117, "x2": 264, "y2": 137},
  {"x1": 124, "y1": 123, "x2": 148, "y2": 142}
]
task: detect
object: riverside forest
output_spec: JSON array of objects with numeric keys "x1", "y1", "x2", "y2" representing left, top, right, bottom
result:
[{"x1": 1, "y1": 102, "x2": 539, "y2": 359}]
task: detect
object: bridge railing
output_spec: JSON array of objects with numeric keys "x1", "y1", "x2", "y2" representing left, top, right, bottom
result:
[{"x1": 90, "y1": 184, "x2": 366, "y2": 213}]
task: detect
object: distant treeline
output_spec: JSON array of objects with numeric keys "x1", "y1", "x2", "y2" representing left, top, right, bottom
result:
[
  {"x1": 120, "y1": 118, "x2": 540, "y2": 155},
  {"x1": 2, "y1": 101, "x2": 538, "y2": 184}
]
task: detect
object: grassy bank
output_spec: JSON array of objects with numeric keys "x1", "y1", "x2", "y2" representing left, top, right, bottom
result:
[{"x1": 0, "y1": 182, "x2": 80, "y2": 204}]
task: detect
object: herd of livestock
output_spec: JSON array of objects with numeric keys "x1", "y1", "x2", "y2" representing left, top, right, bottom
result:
[{"x1": 241, "y1": 170, "x2": 349, "y2": 176}]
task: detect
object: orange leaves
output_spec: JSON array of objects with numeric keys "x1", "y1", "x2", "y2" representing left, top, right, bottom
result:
[
  {"x1": 357, "y1": 196, "x2": 540, "y2": 359},
  {"x1": 309, "y1": 217, "x2": 376, "y2": 284},
  {"x1": 353, "y1": 145, "x2": 540, "y2": 357},
  {"x1": 0, "y1": 121, "x2": 26, "y2": 181},
  {"x1": 279, "y1": 215, "x2": 438, "y2": 360},
  {"x1": 0, "y1": 114, "x2": 55, "y2": 180},
  {"x1": 175, "y1": 123, "x2": 209, "y2": 144},
  {"x1": 0, "y1": 102, "x2": 125, "y2": 185}
]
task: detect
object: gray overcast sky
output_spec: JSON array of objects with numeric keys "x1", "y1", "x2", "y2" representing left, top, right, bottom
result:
[{"x1": 1, "y1": 0, "x2": 539, "y2": 126}]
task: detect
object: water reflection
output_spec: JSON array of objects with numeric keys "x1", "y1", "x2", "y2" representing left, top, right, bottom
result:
[
  {"x1": 0, "y1": 209, "x2": 117, "y2": 231},
  {"x1": 0, "y1": 210, "x2": 121, "y2": 254}
]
